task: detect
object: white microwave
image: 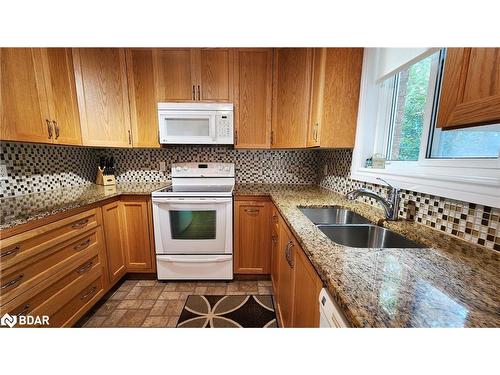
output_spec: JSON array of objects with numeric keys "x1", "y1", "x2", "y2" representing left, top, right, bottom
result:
[{"x1": 158, "y1": 102, "x2": 234, "y2": 145}]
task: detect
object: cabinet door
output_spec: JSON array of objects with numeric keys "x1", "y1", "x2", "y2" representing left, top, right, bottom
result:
[
  {"x1": 319, "y1": 48, "x2": 363, "y2": 148},
  {"x1": 73, "y1": 48, "x2": 132, "y2": 147},
  {"x1": 102, "y1": 200, "x2": 127, "y2": 286},
  {"x1": 307, "y1": 48, "x2": 326, "y2": 147},
  {"x1": 121, "y1": 198, "x2": 155, "y2": 272},
  {"x1": 292, "y1": 245, "x2": 323, "y2": 327},
  {"x1": 126, "y1": 49, "x2": 160, "y2": 148},
  {"x1": 42, "y1": 48, "x2": 82, "y2": 145},
  {"x1": 234, "y1": 199, "x2": 271, "y2": 274},
  {"x1": 276, "y1": 218, "x2": 295, "y2": 327},
  {"x1": 437, "y1": 48, "x2": 500, "y2": 129},
  {"x1": 271, "y1": 48, "x2": 313, "y2": 148},
  {"x1": 0, "y1": 48, "x2": 52, "y2": 143},
  {"x1": 196, "y1": 48, "x2": 233, "y2": 101},
  {"x1": 234, "y1": 48, "x2": 273, "y2": 148},
  {"x1": 153, "y1": 48, "x2": 196, "y2": 101},
  {"x1": 270, "y1": 206, "x2": 280, "y2": 297}
]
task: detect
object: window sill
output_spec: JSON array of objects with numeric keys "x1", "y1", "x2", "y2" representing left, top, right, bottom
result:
[{"x1": 351, "y1": 166, "x2": 500, "y2": 208}]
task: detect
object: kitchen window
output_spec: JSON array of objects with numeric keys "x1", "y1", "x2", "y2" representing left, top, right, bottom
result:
[{"x1": 351, "y1": 48, "x2": 500, "y2": 207}]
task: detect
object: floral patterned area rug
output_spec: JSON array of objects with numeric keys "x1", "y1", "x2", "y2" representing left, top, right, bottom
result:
[{"x1": 176, "y1": 295, "x2": 278, "y2": 328}]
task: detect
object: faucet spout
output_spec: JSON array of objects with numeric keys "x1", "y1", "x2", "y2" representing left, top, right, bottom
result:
[{"x1": 346, "y1": 181, "x2": 400, "y2": 221}]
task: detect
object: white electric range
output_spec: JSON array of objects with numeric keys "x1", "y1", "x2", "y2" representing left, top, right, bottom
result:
[{"x1": 151, "y1": 162, "x2": 235, "y2": 280}]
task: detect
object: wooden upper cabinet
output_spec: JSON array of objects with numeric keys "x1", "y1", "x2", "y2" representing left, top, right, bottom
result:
[
  {"x1": 121, "y1": 197, "x2": 155, "y2": 272},
  {"x1": 153, "y1": 48, "x2": 196, "y2": 102},
  {"x1": 307, "y1": 48, "x2": 326, "y2": 147},
  {"x1": 1, "y1": 48, "x2": 52, "y2": 143},
  {"x1": 233, "y1": 48, "x2": 273, "y2": 148},
  {"x1": 309, "y1": 48, "x2": 363, "y2": 148},
  {"x1": 196, "y1": 48, "x2": 233, "y2": 101},
  {"x1": 272, "y1": 48, "x2": 313, "y2": 148},
  {"x1": 292, "y1": 242, "x2": 323, "y2": 327},
  {"x1": 73, "y1": 48, "x2": 132, "y2": 147},
  {"x1": 126, "y1": 49, "x2": 160, "y2": 148},
  {"x1": 42, "y1": 48, "x2": 82, "y2": 145},
  {"x1": 153, "y1": 48, "x2": 232, "y2": 102},
  {"x1": 437, "y1": 48, "x2": 500, "y2": 129},
  {"x1": 234, "y1": 198, "x2": 271, "y2": 274}
]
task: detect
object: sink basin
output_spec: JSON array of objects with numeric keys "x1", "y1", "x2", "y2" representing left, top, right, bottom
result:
[
  {"x1": 299, "y1": 206, "x2": 371, "y2": 225},
  {"x1": 318, "y1": 225, "x2": 423, "y2": 248}
]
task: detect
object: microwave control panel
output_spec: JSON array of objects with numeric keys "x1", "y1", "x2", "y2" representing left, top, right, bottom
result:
[{"x1": 216, "y1": 112, "x2": 233, "y2": 142}]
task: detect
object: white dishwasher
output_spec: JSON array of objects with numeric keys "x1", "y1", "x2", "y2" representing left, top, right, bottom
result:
[{"x1": 319, "y1": 288, "x2": 349, "y2": 328}]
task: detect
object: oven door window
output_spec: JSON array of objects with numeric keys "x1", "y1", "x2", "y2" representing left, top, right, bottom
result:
[{"x1": 169, "y1": 210, "x2": 216, "y2": 240}]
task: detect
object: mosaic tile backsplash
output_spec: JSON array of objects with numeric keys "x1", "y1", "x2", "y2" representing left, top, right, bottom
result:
[
  {"x1": 318, "y1": 149, "x2": 500, "y2": 251},
  {"x1": 1, "y1": 142, "x2": 498, "y2": 251},
  {"x1": 0, "y1": 142, "x2": 318, "y2": 198}
]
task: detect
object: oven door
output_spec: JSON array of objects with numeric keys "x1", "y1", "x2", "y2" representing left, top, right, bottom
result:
[
  {"x1": 152, "y1": 197, "x2": 232, "y2": 254},
  {"x1": 158, "y1": 111, "x2": 216, "y2": 144}
]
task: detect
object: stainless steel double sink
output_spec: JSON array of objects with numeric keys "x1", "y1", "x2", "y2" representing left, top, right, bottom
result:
[{"x1": 298, "y1": 206, "x2": 422, "y2": 248}]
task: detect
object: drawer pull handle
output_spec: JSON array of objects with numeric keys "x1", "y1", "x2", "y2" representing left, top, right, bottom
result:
[
  {"x1": 72, "y1": 218, "x2": 89, "y2": 229},
  {"x1": 272, "y1": 214, "x2": 278, "y2": 223},
  {"x1": 244, "y1": 209, "x2": 260, "y2": 213},
  {"x1": 73, "y1": 239, "x2": 91, "y2": 252},
  {"x1": 76, "y1": 261, "x2": 93, "y2": 274},
  {"x1": 272, "y1": 235, "x2": 278, "y2": 244},
  {"x1": 1, "y1": 245, "x2": 20, "y2": 258},
  {"x1": 16, "y1": 304, "x2": 30, "y2": 317},
  {"x1": 80, "y1": 286, "x2": 97, "y2": 300},
  {"x1": 1, "y1": 274, "x2": 24, "y2": 290}
]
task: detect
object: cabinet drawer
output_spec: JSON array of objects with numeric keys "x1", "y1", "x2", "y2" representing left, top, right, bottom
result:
[
  {"x1": 1, "y1": 253, "x2": 102, "y2": 326},
  {"x1": 49, "y1": 273, "x2": 104, "y2": 327},
  {"x1": 0, "y1": 208, "x2": 101, "y2": 271},
  {"x1": 0, "y1": 227, "x2": 102, "y2": 306}
]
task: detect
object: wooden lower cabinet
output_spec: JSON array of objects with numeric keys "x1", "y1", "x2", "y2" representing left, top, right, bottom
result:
[
  {"x1": 292, "y1": 243, "x2": 323, "y2": 327},
  {"x1": 276, "y1": 216, "x2": 295, "y2": 327},
  {"x1": 234, "y1": 197, "x2": 271, "y2": 274},
  {"x1": 272, "y1": 205, "x2": 324, "y2": 328},
  {"x1": 0, "y1": 196, "x2": 155, "y2": 327},
  {"x1": 102, "y1": 197, "x2": 156, "y2": 284},
  {"x1": 101, "y1": 200, "x2": 127, "y2": 286},
  {"x1": 270, "y1": 206, "x2": 280, "y2": 297},
  {"x1": 120, "y1": 197, "x2": 155, "y2": 273}
]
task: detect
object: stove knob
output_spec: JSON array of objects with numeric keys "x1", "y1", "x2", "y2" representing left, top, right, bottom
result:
[
  {"x1": 183, "y1": 167, "x2": 188, "y2": 171},
  {"x1": 224, "y1": 166, "x2": 230, "y2": 171},
  {"x1": 219, "y1": 166, "x2": 224, "y2": 171},
  {"x1": 175, "y1": 166, "x2": 182, "y2": 172}
]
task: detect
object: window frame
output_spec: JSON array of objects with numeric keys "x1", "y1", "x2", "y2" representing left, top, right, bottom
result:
[{"x1": 351, "y1": 48, "x2": 500, "y2": 208}]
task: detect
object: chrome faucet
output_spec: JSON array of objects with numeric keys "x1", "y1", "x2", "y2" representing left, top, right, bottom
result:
[{"x1": 346, "y1": 178, "x2": 401, "y2": 221}]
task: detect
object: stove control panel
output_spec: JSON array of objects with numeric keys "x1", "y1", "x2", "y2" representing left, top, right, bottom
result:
[{"x1": 171, "y1": 162, "x2": 235, "y2": 177}]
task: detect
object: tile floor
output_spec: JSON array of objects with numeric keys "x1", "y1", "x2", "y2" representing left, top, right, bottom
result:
[{"x1": 80, "y1": 279, "x2": 274, "y2": 328}]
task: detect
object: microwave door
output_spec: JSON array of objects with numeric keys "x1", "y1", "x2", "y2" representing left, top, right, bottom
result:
[{"x1": 160, "y1": 111, "x2": 216, "y2": 144}]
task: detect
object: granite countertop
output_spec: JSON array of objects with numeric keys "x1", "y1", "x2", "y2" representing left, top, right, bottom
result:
[
  {"x1": 0, "y1": 182, "x2": 171, "y2": 231},
  {"x1": 235, "y1": 183, "x2": 500, "y2": 327},
  {"x1": 2, "y1": 182, "x2": 499, "y2": 327}
]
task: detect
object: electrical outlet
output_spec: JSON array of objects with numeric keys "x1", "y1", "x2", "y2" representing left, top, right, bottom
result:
[
  {"x1": 0, "y1": 164, "x2": 7, "y2": 180},
  {"x1": 159, "y1": 161, "x2": 166, "y2": 172}
]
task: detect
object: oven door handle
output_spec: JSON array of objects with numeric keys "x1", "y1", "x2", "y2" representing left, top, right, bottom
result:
[
  {"x1": 159, "y1": 256, "x2": 231, "y2": 263},
  {"x1": 152, "y1": 198, "x2": 232, "y2": 204}
]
